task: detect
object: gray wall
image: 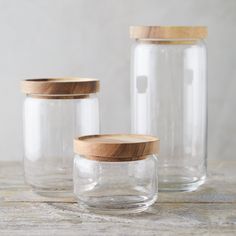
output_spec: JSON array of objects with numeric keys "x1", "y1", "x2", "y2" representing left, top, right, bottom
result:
[{"x1": 0, "y1": 0, "x2": 235, "y2": 160}]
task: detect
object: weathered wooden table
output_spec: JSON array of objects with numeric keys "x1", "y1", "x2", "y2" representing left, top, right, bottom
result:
[{"x1": 0, "y1": 161, "x2": 235, "y2": 235}]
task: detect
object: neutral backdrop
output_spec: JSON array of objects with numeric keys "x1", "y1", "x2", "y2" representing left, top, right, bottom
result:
[{"x1": 0, "y1": 0, "x2": 235, "y2": 161}]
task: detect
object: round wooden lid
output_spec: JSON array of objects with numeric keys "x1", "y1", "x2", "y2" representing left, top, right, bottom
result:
[
  {"x1": 130, "y1": 26, "x2": 207, "y2": 40},
  {"x1": 21, "y1": 78, "x2": 100, "y2": 96},
  {"x1": 74, "y1": 134, "x2": 160, "y2": 162}
]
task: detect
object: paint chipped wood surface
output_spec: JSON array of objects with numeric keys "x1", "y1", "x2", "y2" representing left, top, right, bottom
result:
[{"x1": 0, "y1": 161, "x2": 235, "y2": 235}]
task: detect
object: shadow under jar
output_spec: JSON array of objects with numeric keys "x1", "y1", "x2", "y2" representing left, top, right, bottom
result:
[
  {"x1": 21, "y1": 78, "x2": 100, "y2": 197},
  {"x1": 73, "y1": 134, "x2": 160, "y2": 214},
  {"x1": 130, "y1": 26, "x2": 208, "y2": 192}
]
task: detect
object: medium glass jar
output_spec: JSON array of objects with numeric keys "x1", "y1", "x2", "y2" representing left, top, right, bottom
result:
[
  {"x1": 21, "y1": 78, "x2": 100, "y2": 196},
  {"x1": 130, "y1": 26, "x2": 208, "y2": 192},
  {"x1": 73, "y1": 134, "x2": 159, "y2": 213}
]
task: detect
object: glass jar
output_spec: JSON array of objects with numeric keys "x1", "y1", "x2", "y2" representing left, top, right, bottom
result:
[
  {"x1": 130, "y1": 26, "x2": 208, "y2": 192},
  {"x1": 21, "y1": 78, "x2": 100, "y2": 197},
  {"x1": 73, "y1": 134, "x2": 159, "y2": 214}
]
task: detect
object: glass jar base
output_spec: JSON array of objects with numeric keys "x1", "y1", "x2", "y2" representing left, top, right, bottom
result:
[
  {"x1": 159, "y1": 175, "x2": 206, "y2": 192},
  {"x1": 30, "y1": 185, "x2": 73, "y2": 198},
  {"x1": 77, "y1": 195, "x2": 157, "y2": 214},
  {"x1": 25, "y1": 175, "x2": 73, "y2": 198}
]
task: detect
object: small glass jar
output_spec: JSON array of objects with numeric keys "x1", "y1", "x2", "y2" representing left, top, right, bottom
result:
[
  {"x1": 73, "y1": 134, "x2": 159, "y2": 214},
  {"x1": 130, "y1": 26, "x2": 208, "y2": 192},
  {"x1": 21, "y1": 78, "x2": 100, "y2": 197}
]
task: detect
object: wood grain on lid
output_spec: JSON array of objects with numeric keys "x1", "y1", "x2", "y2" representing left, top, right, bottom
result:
[
  {"x1": 74, "y1": 134, "x2": 160, "y2": 162},
  {"x1": 130, "y1": 26, "x2": 207, "y2": 40},
  {"x1": 21, "y1": 78, "x2": 99, "y2": 96}
]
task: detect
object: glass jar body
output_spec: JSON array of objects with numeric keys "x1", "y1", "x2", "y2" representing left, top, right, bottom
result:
[
  {"x1": 73, "y1": 154, "x2": 158, "y2": 213},
  {"x1": 131, "y1": 40, "x2": 207, "y2": 192},
  {"x1": 23, "y1": 94, "x2": 99, "y2": 196}
]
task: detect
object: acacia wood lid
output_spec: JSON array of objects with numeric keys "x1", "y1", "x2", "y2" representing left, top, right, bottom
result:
[
  {"x1": 74, "y1": 134, "x2": 160, "y2": 162},
  {"x1": 130, "y1": 26, "x2": 207, "y2": 40},
  {"x1": 21, "y1": 78, "x2": 99, "y2": 96}
]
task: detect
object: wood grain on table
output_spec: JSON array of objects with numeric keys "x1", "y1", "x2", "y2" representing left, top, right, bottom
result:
[{"x1": 0, "y1": 161, "x2": 235, "y2": 235}]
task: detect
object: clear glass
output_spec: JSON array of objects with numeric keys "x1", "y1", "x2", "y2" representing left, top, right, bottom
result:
[
  {"x1": 73, "y1": 154, "x2": 158, "y2": 214},
  {"x1": 23, "y1": 94, "x2": 99, "y2": 197},
  {"x1": 131, "y1": 40, "x2": 207, "y2": 192}
]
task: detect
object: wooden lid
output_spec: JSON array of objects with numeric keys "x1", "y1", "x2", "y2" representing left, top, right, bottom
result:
[
  {"x1": 74, "y1": 134, "x2": 160, "y2": 162},
  {"x1": 130, "y1": 26, "x2": 207, "y2": 40},
  {"x1": 21, "y1": 78, "x2": 99, "y2": 96}
]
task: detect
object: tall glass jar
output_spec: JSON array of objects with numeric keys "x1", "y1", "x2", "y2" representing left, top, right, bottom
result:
[
  {"x1": 130, "y1": 26, "x2": 208, "y2": 192},
  {"x1": 73, "y1": 134, "x2": 159, "y2": 214},
  {"x1": 21, "y1": 78, "x2": 100, "y2": 196}
]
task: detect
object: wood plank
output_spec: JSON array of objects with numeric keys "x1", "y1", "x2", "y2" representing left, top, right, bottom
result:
[
  {"x1": 0, "y1": 202, "x2": 236, "y2": 235},
  {"x1": 0, "y1": 161, "x2": 235, "y2": 235},
  {"x1": 0, "y1": 161, "x2": 236, "y2": 203}
]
